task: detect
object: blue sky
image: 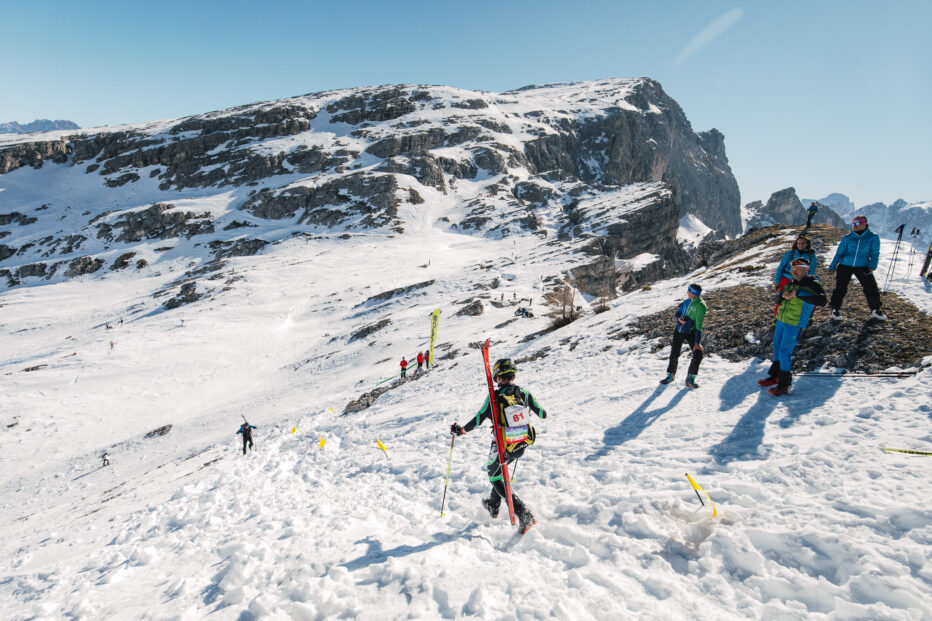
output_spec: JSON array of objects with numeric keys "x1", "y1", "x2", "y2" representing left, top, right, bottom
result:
[{"x1": 2, "y1": 0, "x2": 929, "y2": 207}]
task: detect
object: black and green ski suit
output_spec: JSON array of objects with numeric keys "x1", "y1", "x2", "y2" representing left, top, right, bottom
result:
[{"x1": 463, "y1": 384, "x2": 547, "y2": 515}]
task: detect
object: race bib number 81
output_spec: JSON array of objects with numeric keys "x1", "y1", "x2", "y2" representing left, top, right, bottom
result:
[{"x1": 504, "y1": 405, "x2": 530, "y2": 444}]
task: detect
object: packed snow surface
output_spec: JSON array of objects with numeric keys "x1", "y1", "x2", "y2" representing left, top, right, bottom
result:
[{"x1": 2, "y1": 218, "x2": 932, "y2": 620}]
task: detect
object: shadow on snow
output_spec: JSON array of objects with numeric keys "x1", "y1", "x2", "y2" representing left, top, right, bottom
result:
[
  {"x1": 587, "y1": 385, "x2": 689, "y2": 460},
  {"x1": 710, "y1": 362, "x2": 842, "y2": 465}
]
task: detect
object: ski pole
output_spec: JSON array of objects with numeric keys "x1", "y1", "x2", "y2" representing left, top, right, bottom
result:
[
  {"x1": 440, "y1": 435, "x2": 455, "y2": 516},
  {"x1": 883, "y1": 223, "x2": 905, "y2": 294}
]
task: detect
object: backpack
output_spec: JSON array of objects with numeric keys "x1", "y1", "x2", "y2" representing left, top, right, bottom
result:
[{"x1": 496, "y1": 385, "x2": 536, "y2": 452}]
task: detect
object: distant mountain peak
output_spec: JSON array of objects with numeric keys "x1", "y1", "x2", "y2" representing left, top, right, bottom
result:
[{"x1": 0, "y1": 119, "x2": 80, "y2": 134}]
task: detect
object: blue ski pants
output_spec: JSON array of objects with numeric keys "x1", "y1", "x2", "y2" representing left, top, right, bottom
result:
[{"x1": 773, "y1": 321, "x2": 802, "y2": 373}]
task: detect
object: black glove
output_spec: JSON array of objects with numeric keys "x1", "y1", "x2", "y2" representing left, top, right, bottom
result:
[{"x1": 450, "y1": 422, "x2": 463, "y2": 436}]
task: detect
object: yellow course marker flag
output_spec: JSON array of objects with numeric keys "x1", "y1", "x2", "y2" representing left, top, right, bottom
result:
[
  {"x1": 376, "y1": 439, "x2": 389, "y2": 457},
  {"x1": 320, "y1": 435, "x2": 326, "y2": 448},
  {"x1": 685, "y1": 473, "x2": 717, "y2": 518},
  {"x1": 291, "y1": 426, "x2": 296, "y2": 434},
  {"x1": 329, "y1": 408, "x2": 334, "y2": 414},
  {"x1": 881, "y1": 447, "x2": 932, "y2": 456}
]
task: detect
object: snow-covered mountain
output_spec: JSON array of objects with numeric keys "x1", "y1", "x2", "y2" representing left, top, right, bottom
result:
[
  {"x1": 802, "y1": 194, "x2": 932, "y2": 255},
  {"x1": 3, "y1": 81, "x2": 931, "y2": 619},
  {"x1": 0, "y1": 79, "x2": 742, "y2": 297},
  {"x1": 0, "y1": 119, "x2": 80, "y2": 134}
]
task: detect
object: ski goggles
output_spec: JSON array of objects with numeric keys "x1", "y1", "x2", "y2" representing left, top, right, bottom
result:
[{"x1": 852, "y1": 216, "x2": 867, "y2": 227}]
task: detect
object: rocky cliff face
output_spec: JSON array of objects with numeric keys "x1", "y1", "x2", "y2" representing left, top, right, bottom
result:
[
  {"x1": 745, "y1": 187, "x2": 845, "y2": 230},
  {"x1": 0, "y1": 78, "x2": 741, "y2": 293}
]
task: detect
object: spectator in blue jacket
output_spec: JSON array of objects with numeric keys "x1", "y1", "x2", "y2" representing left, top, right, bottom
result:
[
  {"x1": 772, "y1": 235, "x2": 817, "y2": 315},
  {"x1": 828, "y1": 215, "x2": 886, "y2": 321}
]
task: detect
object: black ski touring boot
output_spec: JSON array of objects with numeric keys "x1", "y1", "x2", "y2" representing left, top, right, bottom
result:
[
  {"x1": 518, "y1": 509, "x2": 537, "y2": 535},
  {"x1": 482, "y1": 494, "x2": 501, "y2": 519},
  {"x1": 512, "y1": 494, "x2": 537, "y2": 535}
]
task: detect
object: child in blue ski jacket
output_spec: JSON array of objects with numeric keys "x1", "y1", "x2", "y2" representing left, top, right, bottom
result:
[{"x1": 660, "y1": 284, "x2": 707, "y2": 388}]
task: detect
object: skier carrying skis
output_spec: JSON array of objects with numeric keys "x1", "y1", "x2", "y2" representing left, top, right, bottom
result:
[
  {"x1": 806, "y1": 202, "x2": 819, "y2": 229},
  {"x1": 660, "y1": 284, "x2": 707, "y2": 388},
  {"x1": 449, "y1": 358, "x2": 546, "y2": 534},
  {"x1": 237, "y1": 421, "x2": 256, "y2": 454},
  {"x1": 759, "y1": 257, "x2": 827, "y2": 395},
  {"x1": 101, "y1": 452, "x2": 110, "y2": 467}
]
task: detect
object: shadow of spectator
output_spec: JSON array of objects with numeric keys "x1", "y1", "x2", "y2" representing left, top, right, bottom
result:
[
  {"x1": 718, "y1": 363, "x2": 764, "y2": 412},
  {"x1": 587, "y1": 385, "x2": 689, "y2": 461},
  {"x1": 709, "y1": 390, "x2": 779, "y2": 465}
]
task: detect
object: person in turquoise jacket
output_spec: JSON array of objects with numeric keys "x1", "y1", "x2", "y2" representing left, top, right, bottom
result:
[
  {"x1": 772, "y1": 235, "x2": 817, "y2": 316},
  {"x1": 827, "y1": 215, "x2": 886, "y2": 321},
  {"x1": 759, "y1": 258, "x2": 827, "y2": 396},
  {"x1": 660, "y1": 283, "x2": 707, "y2": 388}
]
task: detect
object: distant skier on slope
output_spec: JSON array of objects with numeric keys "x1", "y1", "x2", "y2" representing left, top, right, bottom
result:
[
  {"x1": 400, "y1": 356, "x2": 408, "y2": 378},
  {"x1": 416, "y1": 351, "x2": 425, "y2": 373},
  {"x1": 237, "y1": 421, "x2": 257, "y2": 454},
  {"x1": 806, "y1": 202, "x2": 819, "y2": 229},
  {"x1": 423, "y1": 349, "x2": 430, "y2": 370},
  {"x1": 759, "y1": 257, "x2": 827, "y2": 396},
  {"x1": 449, "y1": 358, "x2": 547, "y2": 534},
  {"x1": 101, "y1": 452, "x2": 110, "y2": 467},
  {"x1": 660, "y1": 284, "x2": 707, "y2": 388}
]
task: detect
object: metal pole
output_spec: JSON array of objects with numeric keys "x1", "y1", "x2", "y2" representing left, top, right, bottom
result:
[
  {"x1": 882, "y1": 224, "x2": 905, "y2": 294},
  {"x1": 440, "y1": 435, "x2": 455, "y2": 516}
]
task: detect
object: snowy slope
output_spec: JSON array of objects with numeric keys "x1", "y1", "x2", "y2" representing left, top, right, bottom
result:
[{"x1": 2, "y1": 213, "x2": 931, "y2": 619}]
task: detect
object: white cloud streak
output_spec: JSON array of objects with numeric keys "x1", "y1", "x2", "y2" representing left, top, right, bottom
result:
[{"x1": 675, "y1": 8, "x2": 744, "y2": 65}]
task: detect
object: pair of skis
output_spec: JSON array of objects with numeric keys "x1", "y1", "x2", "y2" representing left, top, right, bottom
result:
[{"x1": 481, "y1": 339, "x2": 518, "y2": 526}]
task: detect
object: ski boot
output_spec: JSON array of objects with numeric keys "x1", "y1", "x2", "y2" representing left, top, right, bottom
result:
[
  {"x1": 659, "y1": 373, "x2": 675, "y2": 385},
  {"x1": 685, "y1": 374, "x2": 699, "y2": 389},
  {"x1": 482, "y1": 495, "x2": 500, "y2": 519},
  {"x1": 518, "y1": 510, "x2": 537, "y2": 535},
  {"x1": 758, "y1": 361, "x2": 780, "y2": 386}
]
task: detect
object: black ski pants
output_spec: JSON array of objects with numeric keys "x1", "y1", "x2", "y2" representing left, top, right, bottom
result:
[
  {"x1": 830, "y1": 265, "x2": 882, "y2": 312},
  {"x1": 242, "y1": 434, "x2": 253, "y2": 454},
  {"x1": 486, "y1": 442, "x2": 529, "y2": 515},
  {"x1": 666, "y1": 330, "x2": 703, "y2": 376}
]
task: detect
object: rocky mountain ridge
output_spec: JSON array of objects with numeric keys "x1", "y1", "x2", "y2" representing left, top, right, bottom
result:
[
  {"x1": 1, "y1": 79, "x2": 741, "y2": 300},
  {"x1": 0, "y1": 119, "x2": 80, "y2": 135}
]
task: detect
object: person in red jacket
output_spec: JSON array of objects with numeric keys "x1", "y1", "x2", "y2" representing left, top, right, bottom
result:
[
  {"x1": 416, "y1": 351, "x2": 425, "y2": 373},
  {"x1": 400, "y1": 357, "x2": 408, "y2": 378}
]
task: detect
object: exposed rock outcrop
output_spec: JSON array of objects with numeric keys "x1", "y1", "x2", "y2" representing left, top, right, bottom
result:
[{"x1": 746, "y1": 187, "x2": 846, "y2": 230}]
